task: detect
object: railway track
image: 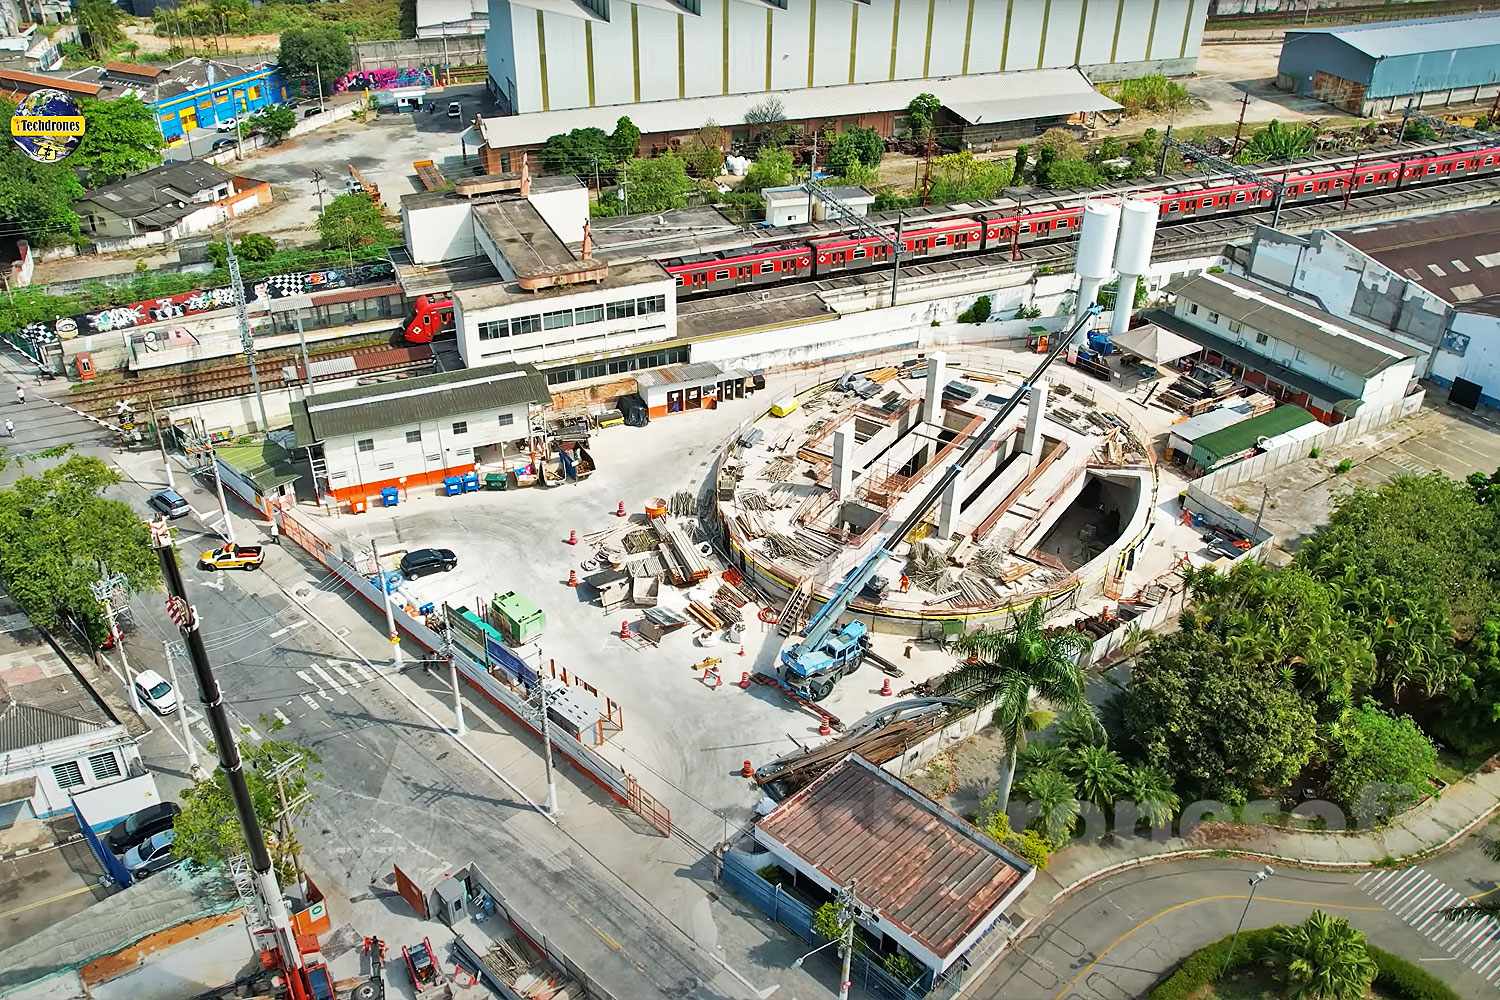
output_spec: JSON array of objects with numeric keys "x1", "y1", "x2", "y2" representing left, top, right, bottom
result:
[{"x1": 68, "y1": 338, "x2": 433, "y2": 417}]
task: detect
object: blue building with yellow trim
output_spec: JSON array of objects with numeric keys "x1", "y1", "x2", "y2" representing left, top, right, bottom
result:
[{"x1": 56, "y1": 57, "x2": 287, "y2": 141}]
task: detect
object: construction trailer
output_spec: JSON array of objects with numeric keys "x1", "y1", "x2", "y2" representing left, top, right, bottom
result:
[{"x1": 491, "y1": 591, "x2": 545, "y2": 645}]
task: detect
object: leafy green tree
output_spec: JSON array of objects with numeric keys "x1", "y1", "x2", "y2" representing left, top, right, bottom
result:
[
  {"x1": 72, "y1": 97, "x2": 165, "y2": 187},
  {"x1": 1055, "y1": 704, "x2": 1107, "y2": 750},
  {"x1": 619, "y1": 153, "x2": 696, "y2": 213},
  {"x1": 1016, "y1": 767, "x2": 1081, "y2": 843},
  {"x1": 938, "y1": 601, "x2": 1089, "y2": 812},
  {"x1": 1275, "y1": 911, "x2": 1378, "y2": 1000},
  {"x1": 174, "y1": 733, "x2": 319, "y2": 883},
  {"x1": 0, "y1": 114, "x2": 85, "y2": 248},
  {"x1": 1124, "y1": 628, "x2": 1317, "y2": 803},
  {"x1": 1238, "y1": 119, "x2": 1317, "y2": 163},
  {"x1": 609, "y1": 116, "x2": 641, "y2": 163},
  {"x1": 1012, "y1": 144, "x2": 1029, "y2": 182},
  {"x1": 318, "y1": 192, "x2": 387, "y2": 250},
  {"x1": 739, "y1": 146, "x2": 794, "y2": 194},
  {"x1": 541, "y1": 127, "x2": 615, "y2": 176},
  {"x1": 1036, "y1": 127, "x2": 1084, "y2": 161},
  {"x1": 76, "y1": 0, "x2": 125, "y2": 58},
  {"x1": 249, "y1": 105, "x2": 297, "y2": 145},
  {"x1": 743, "y1": 96, "x2": 789, "y2": 150},
  {"x1": 905, "y1": 92, "x2": 941, "y2": 140},
  {"x1": 1323, "y1": 703, "x2": 1436, "y2": 823},
  {"x1": 0, "y1": 456, "x2": 160, "y2": 646},
  {"x1": 277, "y1": 27, "x2": 353, "y2": 94},
  {"x1": 1066, "y1": 745, "x2": 1129, "y2": 811},
  {"x1": 235, "y1": 232, "x2": 276, "y2": 261},
  {"x1": 928, "y1": 151, "x2": 1013, "y2": 203},
  {"x1": 682, "y1": 121, "x2": 728, "y2": 178},
  {"x1": 1016, "y1": 740, "x2": 1067, "y2": 775},
  {"x1": 1402, "y1": 119, "x2": 1439, "y2": 143},
  {"x1": 824, "y1": 126, "x2": 884, "y2": 177},
  {"x1": 1127, "y1": 765, "x2": 1180, "y2": 829},
  {"x1": 1037, "y1": 158, "x2": 1102, "y2": 189}
]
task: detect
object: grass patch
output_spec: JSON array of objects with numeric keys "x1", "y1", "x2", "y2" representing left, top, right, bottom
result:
[{"x1": 1103, "y1": 74, "x2": 1193, "y2": 116}]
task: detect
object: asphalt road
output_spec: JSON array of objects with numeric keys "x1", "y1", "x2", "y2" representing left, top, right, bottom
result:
[{"x1": 980, "y1": 831, "x2": 1500, "y2": 999}]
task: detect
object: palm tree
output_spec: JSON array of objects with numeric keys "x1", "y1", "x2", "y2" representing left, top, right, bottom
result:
[
  {"x1": 1016, "y1": 768, "x2": 1081, "y2": 843},
  {"x1": 940, "y1": 601, "x2": 1089, "y2": 812},
  {"x1": 1016, "y1": 740, "x2": 1067, "y2": 775},
  {"x1": 1056, "y1": 704, "x2": 1107, "y2": 750},
  {"x1": 1067, "y1": 745, "x2": 1129, "y2": 811},
  {"x1": 1127, "y1": 765, "x2": 1181, "y2": 830},
  {"x1": 1275, "y1": 910, "x2": 1377, "y2": 1000}
]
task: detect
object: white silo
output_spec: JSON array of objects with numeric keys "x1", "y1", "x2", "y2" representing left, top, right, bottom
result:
[
  {"x1": 1110, "y1": 198, "x2": 1160, "y2": 337},
  {"x1": 1074, "y1": 201, "x2": 1121, "y2": 313}
]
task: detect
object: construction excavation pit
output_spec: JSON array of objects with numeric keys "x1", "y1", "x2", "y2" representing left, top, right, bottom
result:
[{"x1": 713, "y1": 351, "x2": 1159, "y2": 645}]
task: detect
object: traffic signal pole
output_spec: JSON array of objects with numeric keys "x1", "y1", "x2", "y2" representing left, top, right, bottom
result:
[{"x1": 150, "y1": 520, "x2": 303, "y2": 982}]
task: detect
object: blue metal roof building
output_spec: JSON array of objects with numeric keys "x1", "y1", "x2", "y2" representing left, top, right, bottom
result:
[{"x1": 1276, "y1": 12, "x2": 1500, "y2": 116}]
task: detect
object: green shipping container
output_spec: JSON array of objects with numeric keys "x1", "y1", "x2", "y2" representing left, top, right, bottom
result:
[{"x1": 491, "y1": 591, "x2": 545, "y2": 645}]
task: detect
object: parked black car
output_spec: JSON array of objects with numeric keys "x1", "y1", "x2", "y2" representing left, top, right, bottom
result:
[
  {"x1": 106, "y1": 801, "x2": 181, "y2": 856},
  {"x1": 400, "y1": 547, "x2": 458, "y2": 579}
]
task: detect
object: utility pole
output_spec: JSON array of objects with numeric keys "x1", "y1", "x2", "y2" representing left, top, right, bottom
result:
[
  {"x1": 1231, "y1": 91, "x2": 1250, "y2": 153},
  {"x1": 371, "y1": 539, "x2": 403, "y2": 674},
  {"x1": 920, "y1": 131, "x2": 935, "y2": 206},
  {"x1": 529, "y1": 676, "x2": 557, "y2": 816},
  {"x1": 314, "y1": 62, "x2": 325, "y2": 115},
  {"x1": 441, "y1": 607, "x2": 465, "y2": 737},
  {"x1": 162, "y1": 640, "x2": 200, "y2": 774},
  {"x1": 805, "y1": 130, "x2": 818, "y2": 223},
  {"x1": 92, "y1": 565, "x2": 141, "y2": 713},
  {"x1": 312, "y1": 169, "x2": 326, "y2": 215},
  {"x1": 890, "y1": 213, "x2": 904, "y2": 308},
  {"x1": 224, "y1": 229, "x2": 270, "y2": 432},
  {"x1": 833, "y1": 880, "x2": 873, "y2": 1000},
  {"x1": 208, "y1": 438, "x2": 236, "y2": 545},
  {"x1": 151, "y1": 520, "x2": 303, "y2": 978},
  {"x1": 1224, "y1": 868, "x2": 1274, "y2": 976},
  {"x1": 150, "y1": 395, "x2": 174, "y2": 490},
  {"x1": 294, "y1": 310, "x2": 313, "y2": 391}
]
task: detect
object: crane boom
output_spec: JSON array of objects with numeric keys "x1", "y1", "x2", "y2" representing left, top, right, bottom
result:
[{"x1": 783, "y1": 304, "x2": 1103, "y2": 693}]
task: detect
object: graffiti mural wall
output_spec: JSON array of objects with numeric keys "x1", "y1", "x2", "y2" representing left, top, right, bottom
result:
[
  {"x1": 18, "y1": 262, "x2": 397, "y2": 351},
  {"x1": 335, "y1": 67, "x2": 435, "y2": 93}
]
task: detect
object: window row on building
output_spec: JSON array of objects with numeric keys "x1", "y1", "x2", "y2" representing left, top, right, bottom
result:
[
  {"x1": 50, "y1": 748, "x2": 124, "y2": 791},
  {"x1": 266, "y1": 292, "x2": 407, "y2": 337},
  {"x1": 542, "y1": 344, "x2": 691, "y2": 386},
  {"x1": 477, "y1": 293, "x2": 668, "y2": 342},
  {"x1": 352, "y1": 412, "x2": 520, "y2": 456}
]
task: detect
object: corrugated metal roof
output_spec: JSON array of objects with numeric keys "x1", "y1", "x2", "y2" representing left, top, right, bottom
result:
[
  {"x1": 1164, "y1": 272, "x2": 1408, "y2": 377},
  {"x1": 1288, "y1": 12, "x2": 1500, "y2": 59},
  {"x1": 0, "y1": 700, "x2": 107, "y2": 754},
  {"x1": 216, "y1": 438, "x2": 301, "y2": 493},
  {"x1": 1194, "y1": 405, "x2": 1316, "y2": 466},
  {"x1": 634, "y1": 362, "x2": 726, "y2": 390},
  {"x1": 478, "y1": 67, "x2": 1117, "y2": 148},
  {"x1": 755, "y1": 755, "x2": 1028, "y2": 960},
  {"x1": 1169, "y1": 403, "x2": 1255, "y2": 445},
  {"x1": 294, "y1": 362, "x2": 551, "y2": 446},
  {"x1": 1339, "y1": 206, "x2": 1500, "y2": 305}
]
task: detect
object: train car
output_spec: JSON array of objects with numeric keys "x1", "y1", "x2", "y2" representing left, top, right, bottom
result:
[
  {"x1": 666, "y1": 241, "x2": 812, "y2": 290},
  {"x1": 404, "y1": 294, "x2": 454, "y2": 344}
]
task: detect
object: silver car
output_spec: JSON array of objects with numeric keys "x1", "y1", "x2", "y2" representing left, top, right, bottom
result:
[{"x1": 123, "y1": 829, "x2": 179, "y2": 879}]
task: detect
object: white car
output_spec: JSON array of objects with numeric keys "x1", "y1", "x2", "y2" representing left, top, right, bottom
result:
[
  {"x1": 133, "y1": 669, "x2": 178, "y2": 716},
  {"x1": 215, "y1": 117, "x2": 238, "y2": 132},
  {"x1": 446, "y1": 102, "x2": 462, "y2": 119},
  {"x1": 123, "y1": 829, "x2": 180, "y2": 879}
]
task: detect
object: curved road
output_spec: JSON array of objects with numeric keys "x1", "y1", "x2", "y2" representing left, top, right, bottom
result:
[{"x1": 978, "y1": 830, "x2": 1500, "y2": 999}]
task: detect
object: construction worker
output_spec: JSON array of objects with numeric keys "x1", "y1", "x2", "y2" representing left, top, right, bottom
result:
[
  {"x1": 900, "y1": 573, "x2": 911, "y2": 593},
  {"x1": 4, "y1": 420, "x2": 14, "y2": 438},
  {"x1": 268, "y1": 516, "x2": 280, "y2": 546},
  {"x1": 14, "y1": 385, "x2": 23, "y2": 405}
]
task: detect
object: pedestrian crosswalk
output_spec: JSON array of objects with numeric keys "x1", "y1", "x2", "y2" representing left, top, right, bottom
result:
[
  {"x1": 1358, "y1": 867, "x2": 1500, "y2": 985},
  {"x1": 294, "y1": 659, "x2": 381, "y2": 709}
]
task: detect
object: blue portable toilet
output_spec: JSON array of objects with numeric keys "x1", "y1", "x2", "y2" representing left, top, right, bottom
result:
[{"x1": 381, "y1": 486, "x2": 399, "y2": 507}]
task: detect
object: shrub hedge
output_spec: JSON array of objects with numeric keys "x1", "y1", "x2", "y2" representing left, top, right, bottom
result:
[{"x1": 1147, "y1": 926, "x2": 1460, "y2": 1000}]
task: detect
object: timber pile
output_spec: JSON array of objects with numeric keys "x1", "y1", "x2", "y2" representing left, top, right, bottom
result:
[
  {"x1": 669, "y1": 490, "x2": 697, "y2": 517},
  {"x1": 688, "y1": 600, "x2": 728, "y2": 630},
  {"x1": 652, "y1": 516, "x2": 711, "y2": 584},
  {"x1": 867, "y1": 366, "x2": 900, "y2": 384},
  {"x1": 765, "y1": 456, "x2": 796, "y2": 483},
  {"x1": 753, "y1": 712, "x2": 949, "y2": 791}
]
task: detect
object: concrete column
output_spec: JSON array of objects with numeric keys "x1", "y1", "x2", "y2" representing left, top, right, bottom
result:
[
  {"x1": 1022, "y1": 380, "x2": 1048, "y2": 460},
  {"x1": 922, "y1": 351, "x2": 948, "y2": 425},
  {"x1": 832, "y1": 422, "x2": 855, "y2": 498},
  {"x1": 1111, "y1": 274, "x2": 1140, "y2": 337},
  {"x1": 938, "y1": 471, "x2": 962, "y2": 540}
]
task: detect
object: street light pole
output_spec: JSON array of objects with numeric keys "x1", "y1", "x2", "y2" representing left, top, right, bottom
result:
[
  {"x1": 531, "y1": 675, "x2": 557, "y2": 816},
  {"x1": 441, "y1": 607, "x2": 465, "y2": 737},
  {"x1": 92, "y1": 565, "x2": 141, "y2": 713},
  {"x1": 1223, "y1": 867, "x2": 1275, "y2": 977},
  {"x1": 208, "y1": 439, "x2": 236, "y2": 545},
  {"x1": 371, "y1": 539, "x2": 404, "y2": 674},
  {"x1": 163, "y1": 639, "x2": 200, "y2": 774},
  {"x1": 150, "y1": 395, "x2": 173, "y2": 490}
]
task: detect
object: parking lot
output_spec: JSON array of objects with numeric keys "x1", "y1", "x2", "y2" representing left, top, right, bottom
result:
[{"x1": 1218, "y1": 398, "x2": 1500, "y2": 551}]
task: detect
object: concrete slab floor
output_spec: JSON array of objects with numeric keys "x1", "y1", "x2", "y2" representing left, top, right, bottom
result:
[{"x1": 0, "y1": 842, "x2": 113, "y2": 951}]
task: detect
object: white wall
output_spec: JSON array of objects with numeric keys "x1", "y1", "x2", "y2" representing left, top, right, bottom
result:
[
  {"x1": 490, "y1": 0, "x2": 1204, "y2": 114},
  {"x1": 323, "y1": 399, "x2": 532, "y2": 489},
  {"x1": 457, "y1": 275, "x2": 675, "y2": 368},
  {"x1": 528, "y1": 183, "x2": 588, "y2": 244},
  {"x1": 1433, "y1": 308, "x2": 1500, "y2": 407},
  {"x1": 1, "y1": 726, "x2": 141, "y2": 824},
  {"x1": 407, "y1": 199, "x2": 484, "y2": 265}
]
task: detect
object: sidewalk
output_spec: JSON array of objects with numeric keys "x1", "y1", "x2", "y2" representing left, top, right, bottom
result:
[{"x1": 1014, "y1": 763, "x2": 1500, "y2": 922}]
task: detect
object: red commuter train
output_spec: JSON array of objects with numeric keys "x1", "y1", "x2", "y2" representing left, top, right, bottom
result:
[{"x1": 662, "y1": 142, "x2": 1500, "y2": 293}]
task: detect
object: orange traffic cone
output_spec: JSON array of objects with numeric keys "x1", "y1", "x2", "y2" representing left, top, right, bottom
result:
[
  {"x1": 738, "y1": 671, "x2": 751, "y2": 689},
  {"x1": 618, "y1": 619, "x2": 631, "y2": 640},
  {"x1": 819, "y1": 719, "x2": 832, "y2": 736},
  {"x1": 741, "y1": 760, "x2": 755, "y2": 778},
  {"x1": 615, "y1": 500, "x2": 626, "y2": 517},
  {"x1": 880, "y1": 676, "x2": 893, "y2": 697},
  {"x1": 567, "y1": 569, "x2": 578, "y2": 587},
  {"x1": 566, "y1": 529, "x2": 577, "y2": 545}
]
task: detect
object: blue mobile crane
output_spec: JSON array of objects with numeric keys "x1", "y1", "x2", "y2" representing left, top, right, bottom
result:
[{"x1": 780, "y1": 303, "x2": 1103, "y2": 701}]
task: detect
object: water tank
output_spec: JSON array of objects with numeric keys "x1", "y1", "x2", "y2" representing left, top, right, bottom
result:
[
  {"x1": 1114, "y1": 198, "x2": 1159, "y2": 276},
  {"x1": 1074, "y1": 201, "x2": 1121, "y2": 281}
]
